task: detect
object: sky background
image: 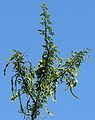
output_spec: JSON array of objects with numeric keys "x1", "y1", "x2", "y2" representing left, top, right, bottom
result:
[{"x1": 0, "y1": 0, "x2": 95, "y2": 120}]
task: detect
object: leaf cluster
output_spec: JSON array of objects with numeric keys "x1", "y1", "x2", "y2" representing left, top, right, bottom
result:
[{"x1": 4, "y1": 3, "x2": 90, "y2": 120}]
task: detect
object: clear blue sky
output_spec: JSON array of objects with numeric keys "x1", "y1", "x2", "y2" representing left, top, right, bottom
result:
[{"x1": 0, "y1": 0, "x2": 95, "y2": 120}]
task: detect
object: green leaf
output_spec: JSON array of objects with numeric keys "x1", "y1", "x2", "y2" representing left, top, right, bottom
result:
[
  {"x1": 11, "y1": 93, "x2": 19, "y2": 102},
  {"x1": 70, "y1": 86, "x2": 79, "y2": 99},
  {"x1": 4, "y1": 62, "x2": 10, "y2": 75},
  {"x1": 46, "y1": 109, "x2": 54, "y2": 116}
]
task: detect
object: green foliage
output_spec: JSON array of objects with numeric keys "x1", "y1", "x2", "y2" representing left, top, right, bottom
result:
[{"x1": 4, "y1": 3, "x2": 90, "y2": 120}]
